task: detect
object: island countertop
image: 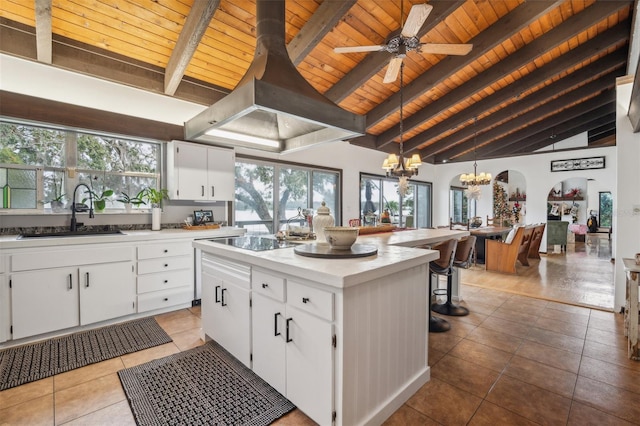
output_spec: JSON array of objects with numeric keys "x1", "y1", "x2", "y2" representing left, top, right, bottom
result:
[{"x1": 193, "y1": 228, "x2": 468, "y2": 289}]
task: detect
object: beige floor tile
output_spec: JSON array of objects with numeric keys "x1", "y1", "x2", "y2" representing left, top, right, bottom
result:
[
  {"x1": 486, "y1": 375, "x2": 572, "y2": 425},
  {"x1": 491, "y1": 306, "x2": 541, "y2": 326},
  {"x1": 271, "y1": 408, "x2": 317, "y2": 426},
  {"x1": 534, "y1": 316, "x2": 587, "y2": 339},
  {"x1": 567, "y1": 401, "x2": 636, "y2": 426},
  {"x1": 427, "y1": 331, "x2": 463, "y2": 354},
  {"x1": 170, "y1": 327, "x2": 206, "y2": 351},
  {"x1": 544, "y1": 300, "x2": 592, "y2": 316},
  {"x1": 119, "y1": 342, "x2": 180, "y2": 368},
  {"x1": 382, "y1": 404, "x2": 440, "y2": 425},
  {"x1": 406, "y1": 377, "x2": 482, "y2": 425},
  {"x1": 515, "y1": 340, "x2": 582, "y2": 373},
  {"x1": 525, "y1": 326, "x2": 585, "y2": 353},
  {"x1": 0, "y1": 393, "x2": 53, "y2": 426},
  {"x1": 155, "y1": 311, "x2": 201, "y2": 336},
  {"x1": 61, "y1": 400, "x2": 136, "y2": 426},
  {"x1": 430, "y1": 354, "x2": 500, "y2": 398},
  {"x1": 54, "y1": 373, "x2": 126, "y2": 425},
  {"x1": 479, "y1": 316, "x2": 532, "y2": 338},
  {"x1": 438, "y1": 315, "x2": 477, "y2": 338},
  {"x1": 466, "y1": 325, "x2": 524, "y2": 353},
  {"x1": 428, "y1": 347, "x2": 446, "y2": 367},
  {"x1": 448, "y1": 339, "x2": 513, "y2": 372},
  {"x1": 503, "y1": 355, "x2": 577, "y2": 398},
  {"x1": 587, "y1": 315, "x2": 625, "y2": 335},
  {"x1": 0, "y1": 378, "x2": 53, "y2": 410},
  {"x1": 467, "y1": 400, "x2": 538, "y2": 426},
  {"x1": 578, "y1": 356, "x2": 640, "y2": 395},
  {"x1": 573, "y1": 376, "x2": 640, "y2": 423},
  {"x1": 538, "y1": 306, "x2": 590, "y2": 325},
  {"x1": 54, "y1": 357, "x2": 125, "y2": 391},
  {"x1": 582, "y1": 339, "x2": 640, "y2": 372},
  {"x1": 585, "y1": 326, "x2": 627, "y2": 349}
]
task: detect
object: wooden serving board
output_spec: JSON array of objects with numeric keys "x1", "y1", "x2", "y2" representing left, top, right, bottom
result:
[
  {"x1": 356, "y1": 225, "x2": 396, "y2": 235},
  {"x1": 182, "y1": 224, "x2": 220, "y2": 230},
  {"x1": 294, "y1": 243, "x2": 378, "y2": 259}
]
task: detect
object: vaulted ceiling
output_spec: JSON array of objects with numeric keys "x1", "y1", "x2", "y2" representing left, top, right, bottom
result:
[{"x1": 0, "y1": 0, "x2": 635, "y2": 163}]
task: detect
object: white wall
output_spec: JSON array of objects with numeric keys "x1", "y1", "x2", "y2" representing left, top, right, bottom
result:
[{"x1": 614, "y1": 78, "x2": 640, "y2": 311}]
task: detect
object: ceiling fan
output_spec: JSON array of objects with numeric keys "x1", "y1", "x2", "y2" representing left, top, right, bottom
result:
[{"x1": 333, "y1": 3, "x2": 473, "y2": 83}]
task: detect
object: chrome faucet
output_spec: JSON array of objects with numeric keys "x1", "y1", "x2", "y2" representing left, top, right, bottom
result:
[{"x1": 70, "y1": 183, "x2": 94, "y2": 232}]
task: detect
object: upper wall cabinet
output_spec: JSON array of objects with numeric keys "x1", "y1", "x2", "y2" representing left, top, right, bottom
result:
[{"x1": 167, "y1": 141, "x2": 235, "y2": 201}]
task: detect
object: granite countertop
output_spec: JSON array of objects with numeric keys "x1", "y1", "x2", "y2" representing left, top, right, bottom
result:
[
  {"x1": 0, "y1": 227, "x2": 246, "y2": 250},
  {"x1": 192, "y1": 228, "x2": 468, "y2": 289}
]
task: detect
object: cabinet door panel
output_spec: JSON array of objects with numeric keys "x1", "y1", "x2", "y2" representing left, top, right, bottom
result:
[
  {"x1": 11, "y1": 268, "x2": 80, "y2": 339},
  {"x1": 252, "y1": 294, "x2": 286, "y2": 395},
  {"x1": 207, "y1": 147, "x2": 235, "y2": 201},
  {"x1": 286, "y1": 307, "x2": 333, "y2": 425},
  {"x1": 175, "y1": 143, "x2": 208, "y2": 200},
  {"x1": 80, "y1": 262, "x2": 135, "y2": 325}
]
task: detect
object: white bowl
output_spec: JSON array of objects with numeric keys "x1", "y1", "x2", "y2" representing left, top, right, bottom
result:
[{"x1": 324, "y1": 226, "x2": 359, "y2": 250}]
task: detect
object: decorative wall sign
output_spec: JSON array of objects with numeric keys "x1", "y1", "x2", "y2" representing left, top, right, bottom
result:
[{"x1": 550, "y1": 156, "x2": 605, "y2": 172}]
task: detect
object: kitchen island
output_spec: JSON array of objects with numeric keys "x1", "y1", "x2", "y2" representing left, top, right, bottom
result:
[{"x1": 193, "y1": 228, "x2": 468, "y2": 426}]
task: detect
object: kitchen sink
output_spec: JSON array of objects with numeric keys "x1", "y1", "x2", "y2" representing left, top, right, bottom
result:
[{"x1": 18, "y1": 229, "x2": 124, "y2": 239}]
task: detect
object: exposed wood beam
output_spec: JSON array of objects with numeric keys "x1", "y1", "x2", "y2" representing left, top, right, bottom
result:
[
  {"x1": 164, "y1": 0, "x2": 219, "y2": 96},
  {"x1": 628, "y1": 54, "x2": 640, "y2": 132},
  {"x1": 34, "y1": 0, "x2": 52, "y2": 64},
  {"x1": 502, "y1": 108, "x2": 616, "y2": 155},
  {"x1": 0, "y1": 19, "x2": 229, "y2": 106},
  {"x1": 435, "y1": 90, "x2": 616, "y2": 163},
  {"x1": 324, "y1": 0, "x2": 465, "y2": 104},
  {"x1": 373, "y1": 2, "x2": 631, "y2": 148},
  {"x1": 411, "y1": 54, "x2": 625, "y2": 159},
  {"x1": 408, "y1": 48, "x2": 628, "y2": 156},
  {"x1": 365, "y1": 0, "x2": 561, "y2": 137},
  {"x1": 288, "y1": 0, "x2": 356, "y2": 66},
  {"x1": 0, "y1": 91, "x2": 184, "y2": 141}
]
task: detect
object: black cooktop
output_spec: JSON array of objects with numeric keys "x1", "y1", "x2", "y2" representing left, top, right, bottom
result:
[{"x1": 209, "y1": 235, "x2": 295, "y2": 251}]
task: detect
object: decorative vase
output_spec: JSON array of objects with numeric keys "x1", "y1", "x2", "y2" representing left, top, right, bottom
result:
[
  {"x1": 152, "y1": 207, "x2": 162, "y2": 231},
  {"x1": 470, "y1": 216, "x2": 483, "y2": 228},
  {"x1": 312, "y1": 201, "x2": 334, "y2": 242},
  {"x1": 51, "y1": 200, "x2": 65, "y2": 213}
]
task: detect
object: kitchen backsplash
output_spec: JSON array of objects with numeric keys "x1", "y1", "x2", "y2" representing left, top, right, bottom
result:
[{"x1": 1, "y1": 222, "x2": 227, "y2": 236}]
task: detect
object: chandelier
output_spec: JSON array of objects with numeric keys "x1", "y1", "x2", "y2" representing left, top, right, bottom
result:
[
  {"x1": 460, "y1": 117, "x2": 491, "y2": 186},
  {"x1": 382, "y1": 62, "x2": 422, "y2": 183}
]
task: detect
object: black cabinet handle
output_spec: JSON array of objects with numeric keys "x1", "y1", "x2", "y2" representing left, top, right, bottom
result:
[
  {"x1": 164, "y1": 280, "x2": 168, "y2": 284},
  {"x1": 164, "y1": 249, "x2": 168, "y2": 253},
  {"x1": 85, "y1": 272, "x2": 90, "y2": 288},
  {"x1": 262, "y1": 283, "x2": 268, "y2": 288},
  {"x1": 68, "y1": 273, "x2": 73, "y2": 290},
  {"x1": 215, "y1": 285, "x2": 221, "y2": 303},
  {"x1": 164, "y1": 263, "x2": 168, "y2": 267},
  {"x1": 286, "y1": 318, "x2": 293, "y2": 343},
  {"x1": 163, "y1": 298, "x2": 168, "y2": 301},
  {"x1": 302, "y1": 297, "x2": 310, "y2": 304},
  {"x1": 211, "y1": 186, "x2": 215, "y2": 197},
  {"x1": 274, "y1": 312, "x2": 281, "y2": 336},
  {"x1": 221, "y1": 288, "x2": 227, "y2": 306},
  {"x1": 201, "y1": 185, "x2": 204, "y2": 196}
]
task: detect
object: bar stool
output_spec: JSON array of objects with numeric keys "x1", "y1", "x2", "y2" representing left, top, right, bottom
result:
[
  {"x1": 427, "y1": 238, "x2": 458, "y2": 332},
  {"x1": 432, "y1": 236, "x2": 475, "y2": 317}
]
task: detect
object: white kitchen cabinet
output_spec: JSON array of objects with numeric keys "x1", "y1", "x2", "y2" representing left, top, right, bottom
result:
[
  {"x1": 11, "y1": 267, "x2": 80, "y2": 339},
  {"x1": 166, "y1": 140, "x2": 235, "y2": 201},
  {"x1": 201, "y1": 254, "x2": 251, "y2": 367},
  {"x1": 9, "y1": 246, "x2": 135, "y2": 340},
  {"x1": 0, "y1": 255, "x2": 8, "y2": 343},
  {"x1": 79, "y1": 262, "x2": 136, "y2": 325},
  {"x1": 252, "y1": 270, "x2": 334, "y2": 425},
  {"x1": 136, "y1": 240, "x2": 194, "y2": 313}
]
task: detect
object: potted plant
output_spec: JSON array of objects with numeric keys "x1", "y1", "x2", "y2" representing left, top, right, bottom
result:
[
  {"x1": 46, "y1": 174, "x2": 66, "y2": 212},
  {"x1": 117, "y1": 190, "x2": 146, "y2": 212},
  {"x1": 141, "y1": 187, "x2": 169, "y2": 230},
  {"x1": 81, "y1": 173, "x2": 113, "y2": 212}
]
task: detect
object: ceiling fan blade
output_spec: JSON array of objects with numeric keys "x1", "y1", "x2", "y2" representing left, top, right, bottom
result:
[
  {"x1": 401, "y1": 4, "x2": 433, "y2": 38},
  {"x1": 383, "y1": 57, "x2": 404, "y2": 83},
  {"x1": 419, "y1": 43, "x2": 473, "y2": 55},
  {"x1": 334, "y1": 45, "x2": 386, "y2": 54}
]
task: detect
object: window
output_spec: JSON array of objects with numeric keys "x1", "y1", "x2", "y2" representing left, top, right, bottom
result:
[
  {"x1": 0, "y1": 120, "x2": 160, "y2": 212},
  {"x1": 359, "y1": 174, "x2": 432, "y2": 228},
  {"x1": 235, "y1": 158, "x2": 341, "y2": 234},
  {"x1": 450, "y1": 186, "x2": 474, "y2": 223},
  {"x1": 599, "y1": 191, "x2": 612, "y2": 227}
]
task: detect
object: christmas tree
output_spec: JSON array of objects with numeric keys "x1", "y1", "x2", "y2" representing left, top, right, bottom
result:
[{"x1": 493, "y1": 181, "x2": 511, "y2": 226}]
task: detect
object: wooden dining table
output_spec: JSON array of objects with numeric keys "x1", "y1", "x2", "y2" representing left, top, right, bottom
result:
[{"x1": 470, "y1": 226, "x2": 512, "y2": 264}]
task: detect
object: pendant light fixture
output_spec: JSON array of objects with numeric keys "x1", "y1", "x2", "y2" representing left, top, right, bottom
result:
[
  {"x1": 460, "y1": 117, "x2": 491, "y2": 187},
  {"x1": 381, "y1": 61, "x2": 422, "y2": 185}
]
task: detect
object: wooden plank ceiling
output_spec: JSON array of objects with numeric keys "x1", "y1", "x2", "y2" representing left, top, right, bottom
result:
[{"x1": 0, "y1": 0, "x2": 633, "y2": 163}]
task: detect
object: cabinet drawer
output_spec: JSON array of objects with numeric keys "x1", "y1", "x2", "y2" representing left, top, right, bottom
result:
[
  {"x1": 137, "y1": 269, "x2": 193, "y2": 294},
  {"x1": 137, "y1": 287, "x2": 192, "y2": 312},
  {"x1": 138, "y1": 242, "x2": 192, "y2": 260},
  {"x1": 287, "y1": 280, "x2": 334, "y2": 321},
  {"x1": 252, "y1": 269, "x2": 285, "y2": 301},
  {"x1": 12, "y1": 246, "x2": 134, "y2": 272},
  {"x1": 137, "y1": 256, "x2": 192, "y2": 275}
]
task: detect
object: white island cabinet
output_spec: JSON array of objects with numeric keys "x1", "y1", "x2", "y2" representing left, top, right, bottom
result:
[
  {"x1": 194, "y1": 228, "x2": 468, "y2": 426},
  {"x1": 166, "y1": 140, "x2": 235, "y2": 201}
]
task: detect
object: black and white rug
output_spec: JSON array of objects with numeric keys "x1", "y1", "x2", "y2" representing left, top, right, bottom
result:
[
  {"x1": 0, "y1": 316, "x2": 172, "y2": 391},
  {"x1": 118, "y1": 341, "x2": 295, "y2": 426}
]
